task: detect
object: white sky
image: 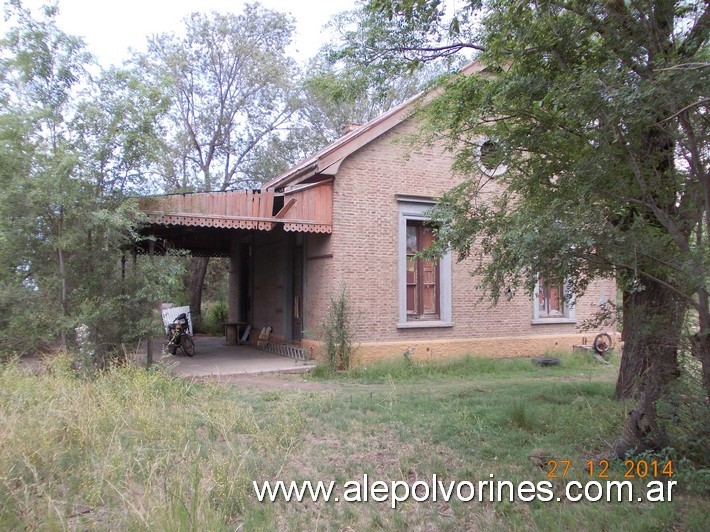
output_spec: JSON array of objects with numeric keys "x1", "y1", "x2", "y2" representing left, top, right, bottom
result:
[{"x1": 3, "y1": 0, "x2": 358, "y2": 66}]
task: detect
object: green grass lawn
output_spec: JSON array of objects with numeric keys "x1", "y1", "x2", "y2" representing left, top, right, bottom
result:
[{"x1": 1, "y1": 351, "x2": 708, "y2": 530}]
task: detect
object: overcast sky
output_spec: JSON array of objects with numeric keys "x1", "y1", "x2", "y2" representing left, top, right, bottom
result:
[{"x1": 2, "y1": 0, "x2": 358, "y2": 65}]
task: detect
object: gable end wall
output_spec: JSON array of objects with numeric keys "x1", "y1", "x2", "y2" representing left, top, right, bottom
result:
[{"x1": 304, "y1": 118, "x2": 616, "y2": 363}]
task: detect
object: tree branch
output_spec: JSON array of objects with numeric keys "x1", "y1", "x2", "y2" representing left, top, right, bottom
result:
[
  {"x1": 678, "y1": 2, "x2": 710, "y2": 59},
  {"x1": 658, "y1": 98, "x2": 710, "y2": 124}
]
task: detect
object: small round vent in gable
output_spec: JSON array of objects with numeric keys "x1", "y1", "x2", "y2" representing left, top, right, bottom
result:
[{"x1": 478, "y1": 139, "x2": 507, "y2": 177}]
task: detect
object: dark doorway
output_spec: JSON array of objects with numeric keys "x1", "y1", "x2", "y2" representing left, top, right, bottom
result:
[
  {"x1": 239, "y1": 242, "x2": 252, "y2": 325},
  {"x1": 292, "y1": 238, "x2": 304, "y2": 342}
]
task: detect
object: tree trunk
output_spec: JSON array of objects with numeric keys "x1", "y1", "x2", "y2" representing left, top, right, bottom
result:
[
  {"x1": 146, "y1": 336, "x2": 153, "y2": 369},
  {"x1": 58, "y1": 244, "x2": 68, "y2": 349},
  {"x1": 615, "y1": 289, "x2": 643, "y2": 400},
  {"x1": 693, "y1": 296, "x2": 710, "y2": 401},
  {"x1": 611, "y1": 277, "x2": 685, "y2": 457},
  {"x1": 185, "y1": 256, "x2": 210, "y2": 324},
  {"x1": 695, "y1": 332, "x2": 710, "y2": 401},
  {"x1": 58, "y1": 206, "x2": 68, "y2": 349}
]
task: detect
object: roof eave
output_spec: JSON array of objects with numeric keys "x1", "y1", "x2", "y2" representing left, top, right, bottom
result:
[{"x1": 263, "y1": 92, "x2": 427, "y2": 192}]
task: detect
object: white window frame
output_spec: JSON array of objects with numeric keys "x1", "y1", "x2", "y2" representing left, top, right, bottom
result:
[
  {"x1": 397, "y1": 196, "x2": 453, "y2": 328},
  {"x1": 532, "y1": 277, "x2": 576, "y2": 324}
]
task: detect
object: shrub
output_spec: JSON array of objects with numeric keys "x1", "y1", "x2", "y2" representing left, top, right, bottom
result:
[
  {"x1": 656, "y1": 354, "x2": 710, "y2": 468},
  {"x1": 201, "y1": 300, "x2": 228, "y2": 336},
  {"x1": 321, "y1": 286, "x2": 355, "y2": 371}
]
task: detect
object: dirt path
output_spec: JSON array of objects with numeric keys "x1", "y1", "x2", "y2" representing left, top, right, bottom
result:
[{"x1": 190, "y1": 372, "x2": 356, "y2": 392}]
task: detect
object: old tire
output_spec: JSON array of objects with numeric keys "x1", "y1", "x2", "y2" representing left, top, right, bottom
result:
[{"x1": 532, "y1": 356, "x2": 560, "y2": 367}]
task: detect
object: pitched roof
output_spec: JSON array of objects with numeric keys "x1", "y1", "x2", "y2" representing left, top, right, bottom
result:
[{"x1": 264, "y1": 60, "x2": 485, "y2": 192}]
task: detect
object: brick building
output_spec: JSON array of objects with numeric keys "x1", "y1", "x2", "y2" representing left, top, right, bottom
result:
[{"x1": 141, "y1": 62, "x2": 615, "y2": 364}]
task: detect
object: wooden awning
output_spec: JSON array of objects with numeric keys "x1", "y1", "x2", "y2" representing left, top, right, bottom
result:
[
  {"x1": 139, "y1": 180, "x2": 333, "y2": 234},
  {"x1": 279, "y1": 181, "x2": 333, "y2": 234}
]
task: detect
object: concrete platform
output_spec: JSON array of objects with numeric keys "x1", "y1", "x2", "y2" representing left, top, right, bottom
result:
[{"x1": 156, "y1": 335, "x2": 315, "y2": 377}]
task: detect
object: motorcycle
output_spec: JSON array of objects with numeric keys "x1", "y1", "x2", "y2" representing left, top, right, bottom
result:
[{"x1": 166, "y1": 312, "x2": 196, "y2": 357}]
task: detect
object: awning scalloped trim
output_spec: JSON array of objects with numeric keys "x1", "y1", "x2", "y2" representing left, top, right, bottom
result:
[
  {"x1": 283, "y1": 223, "x2": 332, "y2": 234},
  {"x1": 146, "y1": 213, "x2": 332, "y2": 233}
]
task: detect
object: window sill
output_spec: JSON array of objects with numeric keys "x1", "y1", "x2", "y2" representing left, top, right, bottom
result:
[
  {"x1": 397, "y1": 321, "x2": 454, "y2": 329},
  {"x1": 531, "y1": 318, "x2": 576, "y2": 325}
]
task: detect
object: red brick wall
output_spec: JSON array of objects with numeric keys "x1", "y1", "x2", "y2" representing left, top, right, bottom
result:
[
  {"x1": 302, "y1": 117, "x2": 617, "y2": 360},
  {"x1": 304, "y1": 232, "x2": 335, "y2": 340},
  {"x1": 252, "y1": 229, "x2": 288, "y2": 338}
]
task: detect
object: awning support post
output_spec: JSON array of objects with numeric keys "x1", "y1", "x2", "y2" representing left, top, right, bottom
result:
[{"x1": 226, "y1": 234, "x2": 242, "y2": 346}]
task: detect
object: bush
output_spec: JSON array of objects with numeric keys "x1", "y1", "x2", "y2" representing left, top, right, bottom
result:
[
  {"x1": 321, "y1": 286, "x2": 355, "y2": 371},
  {"x1": 201, "y1": 300, "x2": 228, "y2": 336},
  {"x1": 656, "y1": 354, "x2": 710, "y2": 468}
]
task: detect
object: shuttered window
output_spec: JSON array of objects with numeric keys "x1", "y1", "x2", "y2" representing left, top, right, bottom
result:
[
  {"x1": 537, "y1": 277, "x2": 564, "y2": 318},
  {"x1": 532, "y1": 275, "x2": 575, "y2": 323},
  {"x1": 397, "y1": 196, "x2": 452, "y2": 328},
  {"x1": 406, "y1": 222, "x2": 439, "y2": 320}
]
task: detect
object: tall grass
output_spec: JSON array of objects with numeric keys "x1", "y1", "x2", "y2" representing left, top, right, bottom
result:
[
  {"x1": 507, "y1": 400, "x2": 537, "y2": 431},
  {"x1": 0, "y1": 355, "x2": 303, "y2": 530},
  {"x1": 321, "y1": 286, "x2": 356, "y2": 370},
  {"x1": 1, "y1": 351, "x2": 706, "y2": 531},
  {"x1": 327, "y1": 350, "x2": 610, "y2": 383}
]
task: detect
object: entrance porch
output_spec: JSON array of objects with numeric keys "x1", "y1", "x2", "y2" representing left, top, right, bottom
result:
[
  {"x1": 153, "y1": 336, "x2": 314, "y2": 377},
  {"x1": 136, "y1": 181, "x2": 334, "y2": 364}
]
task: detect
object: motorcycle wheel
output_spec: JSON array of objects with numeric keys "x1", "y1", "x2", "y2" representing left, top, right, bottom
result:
[
  {"x1": 593, "y1": 333, "x2": 613, "y2": 356},
  {"x1": 180, "y1": 334, "x2": 195, "y2": 357}
]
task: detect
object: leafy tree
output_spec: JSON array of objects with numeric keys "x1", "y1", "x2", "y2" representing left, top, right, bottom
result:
[
  {"x1": 353, "y1": 0, "x2": 709, "y2": 454},
  {"x1": 0, "y1": 1, "x2": 178, "y2": 360},
  {"x1": 72, "y1": 67, "x2": 171, "y2": 197},
  {"x1": 1, "y1": 0, "x2": 92, "y2": 348},
  {"x1": 307, "y1": 6, "x2": 468, "y2": 140},
  {"x1": 331, "y1": 1, "x2": 481, "y2": 71},
  {"x1": 135, "y1": 4, "x2": 299, "y2": 319},
  {"x1": 295, "y1": 54, "x2": 442, "y2": 148},
  {"x1": 245, "y1": 6, "x2": 460, "y2": 185}
]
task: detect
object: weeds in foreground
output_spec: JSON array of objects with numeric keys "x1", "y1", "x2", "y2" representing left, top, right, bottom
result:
[
  {"x1": 320, "y1": 286, "x2": 356, "y2": 370},
  {"x1": 1, "y1": 351, "x2": 707, "y2": 531},
  {"x1": 507, "y1": 400, "x2": 537, "y2": 432},
  {"x1": 0, "y1": 355, "x2": 303, "y2": 530},
  {"x1": 318, "y1": 349, "x2": 614, "y2": 383}
]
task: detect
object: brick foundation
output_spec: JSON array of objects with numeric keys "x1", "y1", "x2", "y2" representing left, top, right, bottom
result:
[{"x1": 303, "y1": 333, "x2": 610, "y2": 366}]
